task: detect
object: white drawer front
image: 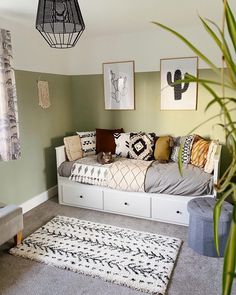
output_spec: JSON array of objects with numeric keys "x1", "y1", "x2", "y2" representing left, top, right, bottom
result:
[
  {"x1": 152, "y1": 197, "x2": 190, "y2": 225},
  {"x1": 62, "y1": 184, "x2": 103, "y2": 210},
  {"x1": 104, "y1": 190, "x2": 151, "y2": 218}
]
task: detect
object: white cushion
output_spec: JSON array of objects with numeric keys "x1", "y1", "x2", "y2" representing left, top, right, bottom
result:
[
  {"x1": 204, "y1": 140, "x2": 219, "y2": 173},
  {"x1": 114, "y1": 133, "x2": 130, "y2": 158},
  {"x1": 128, "y1": 132, "x2": 155, "y2": 160}
]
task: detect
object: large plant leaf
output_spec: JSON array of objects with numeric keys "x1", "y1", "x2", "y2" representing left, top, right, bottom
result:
[
  {"x1": 222, "y1": 202, "x2": 236, "y2": 295},
  {"x1": 177, "y1": 144, "x2": 183, "y2": 177},
  {"x1": 153, "y1": 3, "x2": 236, "y2": 294},
  {"x1": 199, "y1": 17, "x2": 236, "y2": 85},
  {"x1": 224, "y1": 97, "x2": 236, "y2": 105},
  {"x1": 175, "y1": 75, "x2": 233, "y2": 89},
  {"x1": 200, "y1": 17, "x2": 232, "y2": 62},
  {"x1": 152, "y1": 22, "x2": 219, "y2": 72},
  {"x1": 214, "y1": 188, "x2": 234, "y2": 256},
  {"x1": 202, "y1": 84, "x2": 236, "y2": 133},
  {"x1": 225, "y1": 1, "x2": 236, "y2": 52}
]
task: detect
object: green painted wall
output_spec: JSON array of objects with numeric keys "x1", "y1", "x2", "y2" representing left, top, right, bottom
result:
[
  {"x1": 1, "y1": 68, "x2": 234, "y2": 205},
  {"x1": 71, "y1": 69, "x2": 235, "y2": 172},
  {"x1": 0, "y1": 70, "x2": 74, "y2": 205},
  {"x1": 71, "y1": 69, "x2": 227, "y2": 138}
]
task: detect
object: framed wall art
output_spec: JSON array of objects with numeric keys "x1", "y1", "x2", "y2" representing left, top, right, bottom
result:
[
  {"x1": 103, "y1": 61, "x2": 135, "y2": 110},
  {"x1": 160, "y1": 57, "x2": 198, "y2": 110}
]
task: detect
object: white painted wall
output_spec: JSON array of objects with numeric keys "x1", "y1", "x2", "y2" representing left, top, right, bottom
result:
[
  {"x1": 0, "y1": 17, "x2": 70, "y2": 75},
  {"x1": 0, "y1": 17, "x2": 223, "y2": 75},
  {"x1": 67, "y1": 24, "x2": 222, "y2": 75}
]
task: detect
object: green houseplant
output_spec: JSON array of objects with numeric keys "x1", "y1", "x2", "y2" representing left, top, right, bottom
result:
[{"x1": 153, "y1": 1, "x2": 236, "y2": 295}]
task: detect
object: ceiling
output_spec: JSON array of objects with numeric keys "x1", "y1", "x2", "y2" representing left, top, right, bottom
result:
[{"x1": 0, "y1": 0, "x2": 233, "y2": 37}]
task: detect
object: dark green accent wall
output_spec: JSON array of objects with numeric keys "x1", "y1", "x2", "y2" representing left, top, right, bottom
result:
[{"x1": 0, "y1": 71, "x2": 74, "y2": 205}]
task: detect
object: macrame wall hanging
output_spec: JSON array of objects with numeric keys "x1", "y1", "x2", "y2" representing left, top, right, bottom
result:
[{"x1": 37, "y1": 80, "x2": 51, "y2": 109}]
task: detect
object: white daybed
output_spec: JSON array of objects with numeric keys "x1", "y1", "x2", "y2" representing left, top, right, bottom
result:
[{"x1": 55, "y1": 145, "x2": 221, "y2": 226}]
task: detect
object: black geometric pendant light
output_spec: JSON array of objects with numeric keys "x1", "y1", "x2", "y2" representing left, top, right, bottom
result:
[{"x1": 36, "y1": 0, "x2": 85, "y2": 49}]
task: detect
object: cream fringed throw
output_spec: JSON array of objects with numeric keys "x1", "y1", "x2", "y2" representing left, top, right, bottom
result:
[
  {"x1": 37, "y1": 80, "x2": 51, "y2": 109},
  {"x1": 69, "y1": 155, "x2": 112, "y2": 186},
  {"x1": 107, "y1": 158, "x2": 153, "y2": 192}
]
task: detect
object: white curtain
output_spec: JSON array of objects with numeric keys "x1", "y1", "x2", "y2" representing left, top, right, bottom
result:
[{"x1": 0, "y1": 29, "x2": 20, "y2": 161}]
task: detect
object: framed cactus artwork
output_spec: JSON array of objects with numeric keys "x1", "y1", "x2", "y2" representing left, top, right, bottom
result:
[{"x1": 160, "y1": 57, "x2": 198, "y2": 110}]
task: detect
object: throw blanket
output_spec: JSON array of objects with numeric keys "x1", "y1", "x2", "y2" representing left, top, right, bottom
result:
[
  {"x1": 69, "y1": 156, "x2": 113, "y2": 186},
  {"x1": 106, "y1": 158, "x2": 153, "y2": 192}
]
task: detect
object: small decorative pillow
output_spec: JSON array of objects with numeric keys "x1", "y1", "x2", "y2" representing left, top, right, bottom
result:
[
  {"x1": 76, "y1": 131, "x2": 96, "y2": 156},
  {"x1": 96, "y1": 128, "x2": 124, "y2": 154},
  {"x1": 170, "y1": 136, "x2": 182, "y2": 162},
  {"x1": 171, "y1": 135, "x2": 195, "y2": 164},
  {"x1": 154, "y1": 136, "x2": 173, "y2": 162},
  {"x1": 114, "y1": 132, "x2": 130, "y2": 157},
  {"x1": 129, "y1": 132, "x2": 155, "y2": 160},
  {"x1": 64, "y1": 135, "x2": 83, "y2": 161},
  {"x1": 191, "y1": 138, "x2": 210, "y2": 168},
  {"x1": 204, "y1": 140, "x2": 219, "y2": 173}
]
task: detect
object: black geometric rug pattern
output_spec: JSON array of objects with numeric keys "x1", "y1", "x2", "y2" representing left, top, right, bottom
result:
[{"x1": 10, "y1": 216, "x2": 182, "y2": 295}]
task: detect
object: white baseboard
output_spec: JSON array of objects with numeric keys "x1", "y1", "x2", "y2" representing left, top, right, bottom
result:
[{"x1": 20, "y1": 185, "x2": 58, "y2": 214}]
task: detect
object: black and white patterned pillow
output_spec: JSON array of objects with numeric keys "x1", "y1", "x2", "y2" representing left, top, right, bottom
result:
[
  {"x1": 76, "y1": 131, "x2": 96, "y2": 156},
  {"x1": 114, "y1": 133, "x2": 130, "y2": 158},
  {"x1": 128, "y1": 132, "x2": 155, "y2": 160},
  {"x1": 171, "y1": 135, "x2": 195, "y2": 164}
]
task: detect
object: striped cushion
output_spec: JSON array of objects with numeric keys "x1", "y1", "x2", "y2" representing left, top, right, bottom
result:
[
  {"x1": 170, "y1": 135, "x2": 195, "y2": 164},
  {"x1": 191, "y1": 138, "x2": 210, "y2": 168}
]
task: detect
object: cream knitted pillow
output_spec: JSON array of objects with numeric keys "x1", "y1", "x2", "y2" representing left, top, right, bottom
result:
[
  {"x1": 64, "y1": 135, "x2": 83, "y2": 161},
  {"x1": 204, "y1": 140, "x2": 219, "y2": 173}
]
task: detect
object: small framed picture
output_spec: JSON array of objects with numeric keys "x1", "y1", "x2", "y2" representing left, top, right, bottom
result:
[
  {"x1": 160, "y1": 57, "x2": 198, "y2": 110},
  {"x1": 103, "y1": 61, "x2": 135, "y2": 110}
]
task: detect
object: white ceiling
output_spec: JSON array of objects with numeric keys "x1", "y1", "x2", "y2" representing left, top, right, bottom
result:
[{"x1": 0, "y1": 0, "x2": 234, "y2": 37}]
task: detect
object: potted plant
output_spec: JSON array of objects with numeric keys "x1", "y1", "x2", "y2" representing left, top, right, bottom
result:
[{"x1": 153, "y1": 1, "x2": 236, "y2": 295}]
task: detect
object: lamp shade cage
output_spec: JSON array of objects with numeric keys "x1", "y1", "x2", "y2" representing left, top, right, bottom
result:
[{"x1": 36, "y1": 0, "x2": 85, "y2": 48}]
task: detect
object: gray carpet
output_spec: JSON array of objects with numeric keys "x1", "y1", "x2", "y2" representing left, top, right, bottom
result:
[{"x1": 0, "y1": 196, "x2": 235, "y2": 295}]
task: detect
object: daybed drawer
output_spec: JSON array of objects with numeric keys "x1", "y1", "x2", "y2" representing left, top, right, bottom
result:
[
  {"x1": 62, "y1": 184, "x2": 103, "y2": 210},
  {"x1": 104, "y1": 190, "x2": 151, "y2": 218},
  {"x1": 152, "y1": 196, "x2": 191, "y2": 225}
]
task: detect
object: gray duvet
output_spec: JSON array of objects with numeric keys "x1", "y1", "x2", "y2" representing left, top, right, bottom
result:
[
  {"x1": 58, "y1": 159, "x2": 213, "y2": 196},
  {"x1": 145, "y1": 162, "x2": 213, "y2": 196}
]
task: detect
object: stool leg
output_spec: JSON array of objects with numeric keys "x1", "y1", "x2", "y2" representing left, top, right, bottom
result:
[{"x1": 14, "y1": 230, "x2": 23, "y2": 246}]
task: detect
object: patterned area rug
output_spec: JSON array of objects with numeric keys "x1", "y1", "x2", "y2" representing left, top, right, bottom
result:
[{"x1": 10, "y1": 216, "x2": 182, "y2": 295}]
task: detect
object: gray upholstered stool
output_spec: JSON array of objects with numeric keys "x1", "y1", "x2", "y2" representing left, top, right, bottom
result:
[
  {"x1": 187, "y1": 197, "x2": 233, "y2": 257},
  {"x1": 0, "y1": 203, "x2": 23, "y2": 246}
]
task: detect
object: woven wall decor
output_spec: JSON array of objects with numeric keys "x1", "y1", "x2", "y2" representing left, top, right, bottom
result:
[{"x1": 37, "y1": 80, "x2": 51, "y2": 109}]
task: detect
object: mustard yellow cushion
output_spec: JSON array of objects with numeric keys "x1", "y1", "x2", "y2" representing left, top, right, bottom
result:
[
  {"x1": 64, "y1": 135, "x2": 83, "y2": 161},
  {"x1": 191, "y1": 138, "x2": 210, "y2": 168},
  {"x1": 154, "y1": 136, "x2": 173, "y2": 161}
]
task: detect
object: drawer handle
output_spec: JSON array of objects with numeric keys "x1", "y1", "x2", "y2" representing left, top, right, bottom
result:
[
  {"x1": 124, "y1": 202, "x2": 129, "y2": 206},
  {"x1": 80, "y1": 195, "x2": 83, "y2": 199},
  {"x1": 176, "y1": 210, "x2": 182, "y2": 215}
]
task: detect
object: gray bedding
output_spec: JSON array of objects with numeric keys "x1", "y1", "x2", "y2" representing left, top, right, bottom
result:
[
  {"x1": 58, "y1": 159, "x2": 213, "y2": 196},
  {"x1": 145, "y1": 162, "x2": 213, "y2": 196}
]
